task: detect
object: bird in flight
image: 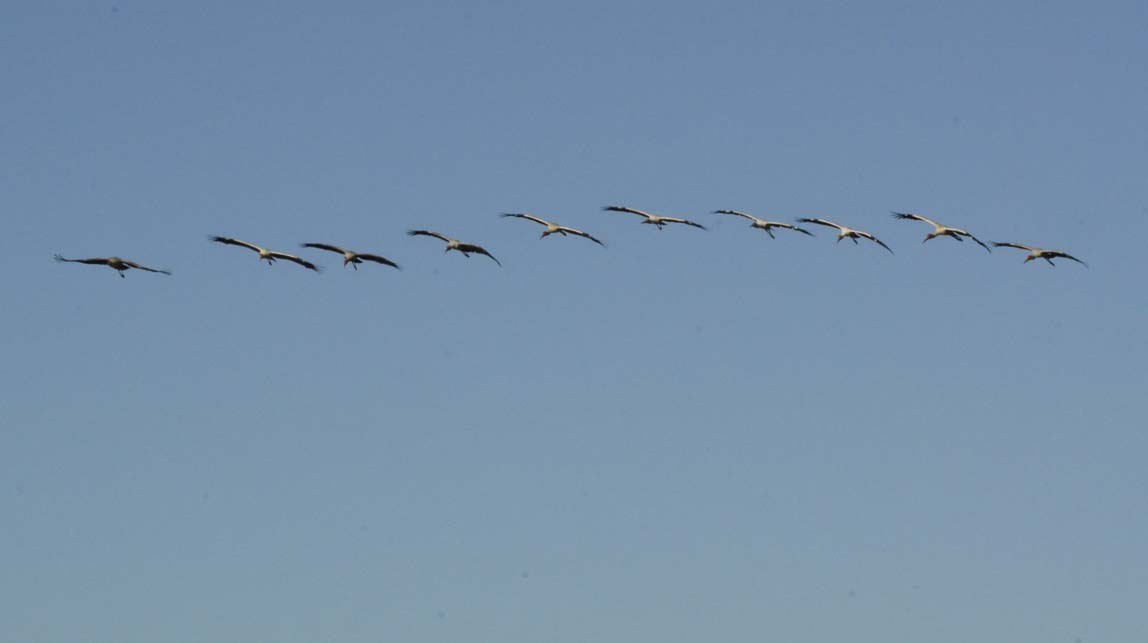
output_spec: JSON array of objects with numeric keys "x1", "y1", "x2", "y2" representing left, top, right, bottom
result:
[
  {"x1": 300, "y1": 243, "x2": 400, "y2": 271},
  {"x1": 713, "y1": 209, "x2": 814, "y2": 239},
  {"x1": 890, "y1": 212, "x2": 991, "y2": 252},
  {"x1": 54, "y1": 254, "x2": 172, "y2": 278},
  {"x1": 992, "y1": 242, "x2": 1087, "y2": 267},
  {"x1": 210, "y1": 236, "x2": 320, "y2": 271},
  {"x1": 603, "y1": 205, "x2": 707, "y2": 230},
  {"x1": 500, "y1": 213, "x2": 606, "y2": 247},
  {"x1": 407, "y1": 230, "x2": 501, "y2": 266},
  {"x1": 797, "y1": 218, "x2": 894, "y2": 254}
]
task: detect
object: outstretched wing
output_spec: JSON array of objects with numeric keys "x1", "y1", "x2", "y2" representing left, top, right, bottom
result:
[
  {"x1": 211, "y1": 236, "x2": 264, "y2": 254},
  {"x1": 558, "y1": 226, "x2": 607, "y2": 247},
  {"x1": 992, "y1": 241, "x2": 1037, "y2": 252},
  {"x1": 357, "y1": 253, "x2": 401, "y2": 270},
  {"x1": 300, "y1": 242, "x2": 349, "y2": 255},
  {"x1": 858, "y1": 231, "x2": 894, "y2": 254},
  {"x1": 1048, "y1": 251, "x2": 1088, "y2": 267},
  {"x1": 121, "y1": 260, "x2": 172, "y2": 275},
  {"x1": 457, "y1": 243, "x2": 501, "y2": 266},
  {"x1": 956, "y1": 231, "x2": 992, "y2": 253},
  {"x1": 796, "y1": 218, "x2": 844, "y2": 232},
  {"x1": 774, "y1": 222, "x2": 814, "y2": 236},
  {"x1": 501, "y1": 213, "x2": 550, "y2": 226},
  {"x1": 603, "y1": 205, "x2": 653, "y2": 220},
  {"x1": 55, "y1": 255, "x2": 110, "y2": 266},
  {"x1": 890, "y1": 211, "x2": 939, "y2": 227},
  {"x1": 663, "y1": 217, "x2": 707, "y2": 230},
  {"x1": 714, "y1": 209, "x2": 759, "y2": 223},
  {"x1": 268, "y1": 251, "x2": 321, "y2": 271},
  {"x1": 407, "y1": 229, "x2": 453, "y2": 243}
]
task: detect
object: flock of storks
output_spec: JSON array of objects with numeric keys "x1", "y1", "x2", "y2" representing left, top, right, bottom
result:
[{"x1": 52, "y1": 206, "x2": 1088, "y2": 277}]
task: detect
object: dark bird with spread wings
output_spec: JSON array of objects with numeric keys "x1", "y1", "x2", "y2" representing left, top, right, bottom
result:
[
  {"x1": 890, "y1": 211, "x2": 991, "y2": 252},
  {"x1": 210, "y1": 236, "x2": 320, "y2": 271},
  {"x1": 407, "y1": 230, "x2": 501, "y2": 266},
  {"x1": 501, "y1": 213, "x2": 606, "y2": 247},
  {"x1": 603, "y1": 205, "x2": 707, "y2": 230},
  {"x1": 300, "y1": 243, "x2": 400, "y2": 271},
  {"x1": 713, "y1": 209, "x2": 814, "y2": 239},
  {"x1": 992, "y1": 242, "x2": 1087, "y2": 267},
  {"x1": 54, "y1": 254, "x2": 172, "y2": 278},
  {"x1": 797, "y1": 218, "x2": 894, "y2": 254}
]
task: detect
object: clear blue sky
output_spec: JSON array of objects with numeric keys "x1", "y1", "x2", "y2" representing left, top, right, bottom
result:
[{"x1": 3, "y1": 1, "x2": 1146, "y2": 641}]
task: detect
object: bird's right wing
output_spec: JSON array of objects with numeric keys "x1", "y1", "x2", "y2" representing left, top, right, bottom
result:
[
  {"x1": 357, "y1": 253, "x2": 401, "y2": 269},
  {"x1": 458, "y1": 243, "x2": 501, "y2": 266},
  {"x1": 560, "y1": 227, "x2": 607, "y2": 247},
  {"x1": 269, "y1": 251, "x2": 321, "y2": 271},
  {"x1": 121, "y1": 260, "x2": 172, "y2": 275}
]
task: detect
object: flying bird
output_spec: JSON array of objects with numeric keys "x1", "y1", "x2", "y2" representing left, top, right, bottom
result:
[
  {"x1": 500, "y1": 213, "x2": 606, "y2": 247},
  {"x1": 796, "y1": 218, "x2": 894, "y2": 254},
  {"x1": 890, "y1": 212, "x2": 991, "y2": 252},
  {"x1": 992, "y1": 242, "x2": 1087, "y2": 267},
  {"x1": 713, "y1": 209, "x2": 814, "y2": 239},
  {"x1": 210, "y1": 236, "x2": 320, "y2": 271},
  {"x1": 407, "y1": 230, "x2": 501, "y2": 266},
  {"x1": 54, "y1": 254, "x2": 171, "y2": 277},
  {"x1": 300, "y1": 243, "x2": 400, "y2": 270},
  {"x1": 603, "y1": 205, "x2": 707, "y2": 230}
]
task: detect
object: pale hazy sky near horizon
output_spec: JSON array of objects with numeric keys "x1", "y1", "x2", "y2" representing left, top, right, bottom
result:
[{"x1": 2, "y1": 1, "x2": 1147, "y2": 641}]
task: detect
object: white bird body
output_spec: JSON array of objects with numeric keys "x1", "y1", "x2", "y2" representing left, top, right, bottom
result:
[
  {"x1": 714, "y1": 209, "x2": 813, "y2": 239},
  {"x1": 890, "y1": 212, "x2": 991, "y2": 252},
  {"x1": 796, "y1": 218, "x2": 894, "y2": 254},
  {"x1": 603, "y1": 205, "x2": 707, "y2": 230},
  {"x1": 992, "y1": 242, "x2": 1087, "y2": 267}
]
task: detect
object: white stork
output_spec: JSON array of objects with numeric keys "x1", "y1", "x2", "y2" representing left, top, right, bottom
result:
[
  {"x1": 713, "y1": 209, "x2": 814, "y2": 239},
  {"x1": 407, "y1": 230, "x2": 501, "y2": 266},
  {"x1": 300, "y1": 243, "x2": 400, "y2": 270},
  {"x1": 210, "y1": 236, "x2": 320, "y2": 271},
  {"x1": 992, "y1": 242, "x2": 1087, "y2": 267},
  {"x1": 796, "y1": 218, "x2": 894, "y2": 254},
  {"x1": 890, "y1": 211, "x2": 991, "y2": 252},
  {"x1": 603, "y1": 205, "x2": 707, "y2": 230},
  {"x1": 500, "y1": 213, "x2": 606, "y2": 247},
  {"x1": 54, "y1": 254, "x2": 171, "y2": 277}
]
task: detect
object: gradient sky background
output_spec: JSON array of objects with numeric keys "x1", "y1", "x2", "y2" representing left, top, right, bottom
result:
[{"x1": 3, "y1": 1, "x2": 1147, "y2": 641}]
